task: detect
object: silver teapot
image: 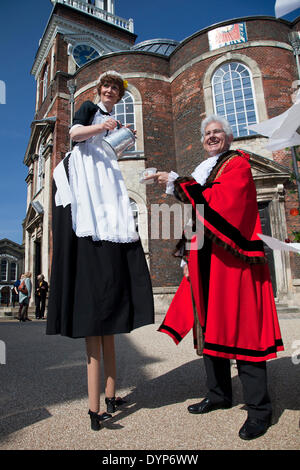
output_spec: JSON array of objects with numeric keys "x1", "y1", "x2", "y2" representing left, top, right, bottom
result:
[{"x1": 102, "y1": 122, "x2": 136, "y2": 159}]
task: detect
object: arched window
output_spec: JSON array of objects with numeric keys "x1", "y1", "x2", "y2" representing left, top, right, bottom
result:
[
  {"x1": 114, "y1": 91, "x2": 136, "y2": 150},
  {"x1": 10, "y1": 262, "x2": 17, "y2": 282},
  {"x1": 1, "y1": 260, "x2": 8, "y2": 282},
  {"x1": 36, "y1": 143, "x2": 44, "y2": 193},
  {"x1": 212, "y1": 62, "x2": 258, "y2": 137}
]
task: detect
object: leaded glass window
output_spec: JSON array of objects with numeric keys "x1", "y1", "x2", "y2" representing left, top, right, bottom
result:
[
  {"x1": 10, "y1": 262, "x2": 17, "y2": 282},
  {"x1": 1, "y1": 260, "x2": 7, "y2": 282},
  {"x1": 212, "y1": 62, "x2": 257, "y2": 137}
]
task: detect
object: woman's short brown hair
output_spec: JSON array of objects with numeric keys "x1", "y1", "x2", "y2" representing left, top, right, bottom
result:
[{"x1": 97, "y1": 70, "x2": 125, "y2": 102}]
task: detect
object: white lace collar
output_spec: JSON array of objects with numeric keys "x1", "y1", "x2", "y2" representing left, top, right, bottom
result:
[
  {"x1": 97, "y1": 102, "x2": 111, "y2": 114},
  {"x1": 192, "y1": 152, "x2": 223, "y2": 185}
]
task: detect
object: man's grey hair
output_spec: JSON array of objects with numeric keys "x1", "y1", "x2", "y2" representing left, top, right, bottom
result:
[{"x1": 201, "y1": 114, "x2": 233, "y2": 141}]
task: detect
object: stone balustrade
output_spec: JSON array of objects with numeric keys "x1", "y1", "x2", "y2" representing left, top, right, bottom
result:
[{"x1": 52, "y1": 0, "x2": 134, "y2": 32}]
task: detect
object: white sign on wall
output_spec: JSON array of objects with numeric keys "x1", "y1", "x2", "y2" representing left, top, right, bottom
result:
[{"x1": 208, "y1": 23, "x2": 248, "y2": 51}]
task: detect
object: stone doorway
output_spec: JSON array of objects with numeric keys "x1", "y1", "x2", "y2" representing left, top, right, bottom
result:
[{"x1": 0, "y1": 286, "x2": 11, "y2": 306}]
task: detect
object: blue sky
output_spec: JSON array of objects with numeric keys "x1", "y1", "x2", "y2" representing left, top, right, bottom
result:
[{"x1": 0, "y1": 0, "x2": 299, "y2": 244}]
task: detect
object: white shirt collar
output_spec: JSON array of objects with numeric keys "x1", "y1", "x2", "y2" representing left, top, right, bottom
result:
[
  {"x1": 191, "y1": 150, "x2": 229, "y2": 185},
  {"x1": 209, "y1": 151, "x2": 225, "y2": 159},
  {"x1": 98, "y1": 101, "x2": 111, "y2": 115}
]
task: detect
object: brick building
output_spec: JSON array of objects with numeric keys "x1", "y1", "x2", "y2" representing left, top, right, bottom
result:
[
  {"x1": 23, "y1": 0, "x2": 300, "y2": 309},
  {"x1": 0, "y1": 239, "x2": 24, "y2": 306}
]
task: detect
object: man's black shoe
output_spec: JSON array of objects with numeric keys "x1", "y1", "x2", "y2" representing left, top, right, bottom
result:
[
  {"x1": 187, "y1": 397, "x2": 232, "y2": 414},
  {"x1": 239, "y1": 417, "x2": 271, "y2": 440}
]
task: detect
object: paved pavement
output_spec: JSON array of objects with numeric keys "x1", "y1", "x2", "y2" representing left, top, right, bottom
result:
[{"x1": 0, "y1": 312, "x2": 299, "y2": 454}]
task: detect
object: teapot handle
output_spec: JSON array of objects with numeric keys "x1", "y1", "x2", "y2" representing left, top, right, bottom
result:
[{"x1": 105, "y1": 120, "x2": 121, "y2": 137}]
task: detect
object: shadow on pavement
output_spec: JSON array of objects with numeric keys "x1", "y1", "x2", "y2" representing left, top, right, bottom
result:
[{"x1": 0, "y1": 321, "x2": 299, "y2": 439}]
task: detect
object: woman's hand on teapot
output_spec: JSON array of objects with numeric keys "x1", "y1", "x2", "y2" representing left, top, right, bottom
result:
[{"x1": 101, "y1": 118, "x2": 119, "y2": 131}]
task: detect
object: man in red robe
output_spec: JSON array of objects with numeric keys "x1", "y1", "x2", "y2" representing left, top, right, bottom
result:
[{"x1": 146, "y1": 115, "x2": 284, "y2": 440}]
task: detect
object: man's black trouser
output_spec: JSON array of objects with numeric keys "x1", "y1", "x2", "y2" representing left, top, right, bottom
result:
[
  {"x1": 204, "y1": 354, "x2": 272, "y2": 421},
  {"x1": 35, "y1": 295, "x2": 46, "y2": 318}
]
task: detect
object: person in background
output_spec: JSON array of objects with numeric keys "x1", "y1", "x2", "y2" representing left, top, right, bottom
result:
[
  {"x1": 18, "y1": 272, "x2": 32, "y2": 322},
  {"x1": 35, "y1": 274, "x2": 48, "y2": 319},
  {"x1": 12, "y1": 276, "x2": 20, "y2": 308}
]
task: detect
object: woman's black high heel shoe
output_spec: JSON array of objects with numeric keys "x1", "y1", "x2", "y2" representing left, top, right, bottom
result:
[
  {"x1": 88, "y1": 410, "x2": 112, "y2": 431},
  {"x1": 105, "y1": 397, "x2": 127, "y2": 413},
  {"x1": 88, "y1": 410, "x2": 101, "y2": 431}
]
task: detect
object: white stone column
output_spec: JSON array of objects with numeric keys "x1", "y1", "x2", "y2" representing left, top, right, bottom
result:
[
  {"x1": 96, "y1": 0, "x2": 104, "y2": 9},
  {"x1": 36, "y1": 77, "x2": 40, "y2": 112}
]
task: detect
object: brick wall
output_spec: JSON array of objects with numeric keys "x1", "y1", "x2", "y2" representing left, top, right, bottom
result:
[
  {"x1": 74, "y1": 51, "x2": 170, "y2": 96},
  {"x1": 33, "y1": 13, "x2": 300, "y2": 287}
]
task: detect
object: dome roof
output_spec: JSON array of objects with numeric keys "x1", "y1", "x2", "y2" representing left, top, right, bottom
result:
[{"x1": 131, "y1": 38, "x2": 179, "y2": 56}]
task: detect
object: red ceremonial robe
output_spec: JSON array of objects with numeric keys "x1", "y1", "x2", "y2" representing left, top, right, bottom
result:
[{"x1": 158, "y1": 150, "x2": 284, "y2": 362}]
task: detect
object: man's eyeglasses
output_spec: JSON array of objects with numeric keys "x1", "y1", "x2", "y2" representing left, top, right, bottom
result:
[{"x1": 204, "y1": 129, "x2": 225, "y2": 137}]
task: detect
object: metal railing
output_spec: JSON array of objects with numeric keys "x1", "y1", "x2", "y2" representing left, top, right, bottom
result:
[{"x1": 52, "y1": 0, "x2": 134, "y2": 32}]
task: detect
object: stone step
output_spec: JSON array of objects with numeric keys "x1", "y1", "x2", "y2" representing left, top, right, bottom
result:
[
  {"x1": 275, "y1": 302, "x2": 300, "y2": 313},
  {"x1": 0, "y1": 306, "x2": 36, "y2": 319}
]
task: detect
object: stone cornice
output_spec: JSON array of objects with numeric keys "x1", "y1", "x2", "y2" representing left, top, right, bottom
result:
[
  {"x1": 63, "y1": 32, "x2": 118, "y2": 56},
  {"x1": 0, "y1": 239, "x2": 24, "y2": 251},
  {"x1": 73, "y1": 72, "x2": 170, "y2": 99},
  {"x1": 24, "y1": 119, "x2": 56, "y2": 166},
  {"x1": 170, "y1": 40, "x2": 293, "y2": 82},
  {"x1": 31, "y1": 13, "x2": 132, "y2": 79},
  {"x1": 71, "y1": 39, "x2": 294, "y2": 97},
  {"x1": 169, "y1": 15, "x2": 298, "y2": 56}
]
